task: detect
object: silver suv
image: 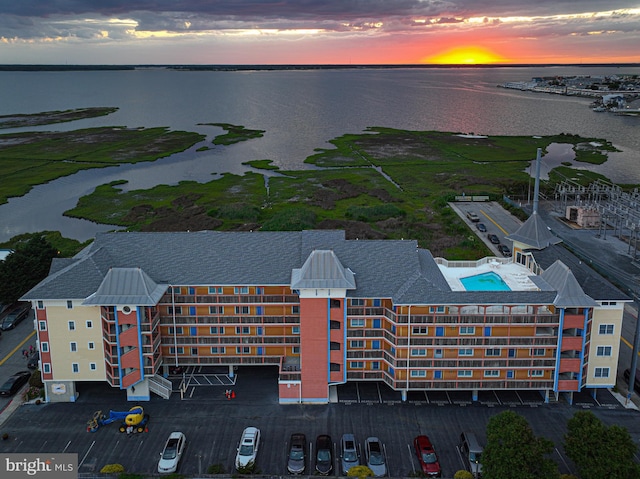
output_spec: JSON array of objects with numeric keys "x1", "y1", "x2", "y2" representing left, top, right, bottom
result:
[{"x1": 340, "y1": 433, "x2": 360, "y2": 475}]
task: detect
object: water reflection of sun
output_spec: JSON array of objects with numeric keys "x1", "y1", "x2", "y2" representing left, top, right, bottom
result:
[{"x1": 424, "y1": 46, "x2": 507, "y2": 64}]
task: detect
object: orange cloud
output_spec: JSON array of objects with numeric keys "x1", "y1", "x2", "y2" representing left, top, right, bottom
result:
[{"x1": 423, "y1": 46, "x2": 508, "y2": 64}]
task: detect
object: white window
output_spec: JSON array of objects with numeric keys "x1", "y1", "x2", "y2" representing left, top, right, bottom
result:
[
  {"x1": 236, "y1": 346, "x2": 250, "y2": 354},
  {"x1": 90, "y1": 363, "x2": 97, "y2": 371},
  {"x1": 596, "y1": 346, "x2": 612, "y2": 357},
  {"x1": 210, "y1": 326, "x2": 224, "y2": 334},
  {"x1": 210, "y1": 347, "x2": 226, "y2": 354},
  {"x1": 530, "y1": 370, "x2": 544, "y2": 377},
  {"x1": 292, "y1": 326, "x2": 300, "y2": 334},
  {"x1": 168, "y1": 326, "x2": 183, "y2": 335},
  {"x1": 351, "y1": 299, "x2": 364, "y2": 306},
  {"x1": 37, "y1": 300, "x2": 44, "y2": 309},
  {"x1": 531, "y1": 348, "x2": 546, "y2": 356},
  {"x1": 209, "y1": 306, "x2": 222, "y2": 314},
  {"x1": 86, "y1": 320, "x2": 93, "y2": 328},
  {"x1": 350, "y1": 340, "x2": 364, "y2": 348},
  {"x1": 234, "y1": 287, "x2": 249, "y2": 294},
  {"x1": 88, "y1": 341, "x2": 95, "y2": 350},
  {"x1": 460, "y1": 326, "x2": 475, "y2": 335},
  {"x1": 43, "y1": 363, "x2": 51, "y2": 374},
  {"x1": 434, "y1": 349, "x2": 443, "y2": 358},
  {"x1": 410, "y1": 348, "x2": 427, "y2": 356},
  {"x1": 292, "y1": 306, "x2": 300, "y2": 314},
  {"x1": 411, "y1": 370, "x2": 427, "y2": 377},
  {"x1": 41, "y1": 342, "x2": 49, "y2": 353},
  {"x1": 599, "y1": 324, "x2": 614, "y2": 335},
  {"x1": 236, "y1": 326, "x2": 250, "y2": 334},
  {"x1": 459, "y1": 349, "x2": 474, "y2": 357},
  {"x1": 485, "y1": 348, "x2": 501, "y2": 357},
  {"x1": 68, "y1": 321, "x2": 75, "y2": 331},
  {"x1": 168, "y1": 306, "x2": 182, "y2": 314},
  {"x1": 66, "y1": 300, "x2": 73, "y2": 309},
  {"x1": 38, "y1": 321, "x2": 47, "y2": 331},
  {"x1": 235, "y1": 306, "x2": 249, "y2": 315},
  {"x1": 72, "y1": 363, "x2": 79, "y2": 373},
  {"x1": 70, "y1": 342, "x2": 77, "y2": 352},
  {"x1": 169, "y1": 347, "x2": 184, "y2": 354},
  {"x1": 429, "y1": 306, "x2": 445, "y2": 313},
  {"x1": 209, "y1": 286, "x2": 223, "y2": 294},
  {"x1": 594, "y1": 367, "x2": 610, "y2": 378},
  {"x1": 292, "y1": 346, "x2": 300, "y2": 354},
  {"x1": 350, "y1": 319, "x2": 365, "y2": 327},
  {"x1": 350, "y1": 361, "x2": 364, "y2": 369},
  {"x1": 458, "y1": 370, "x2": 472, "y2": 377},
  {"x1": 412, "y1": 326, "x2": 428, "y2": 335},
  {"x1": 484, "y1": 370, "x2": 500, "y2": 377}
]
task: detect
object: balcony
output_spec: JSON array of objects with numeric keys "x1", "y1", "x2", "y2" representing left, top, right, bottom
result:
[
  {"x1": 561, "y1": 336, "x2": 583, "y2": 351},
  {"x1": 563, "y1": 313, "x2": 584, "y2": 330},
  {"x1": 557, "y1": 379, "x2": 580, "y2": 391},
  {"x1": 559, "y1": 358, "x2": 581, "y2": 373}
]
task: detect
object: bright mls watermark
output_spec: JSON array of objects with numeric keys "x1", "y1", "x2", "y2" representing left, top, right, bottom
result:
[{"x1": 1, "y1": 454, "x2": 77, "y2": 478}]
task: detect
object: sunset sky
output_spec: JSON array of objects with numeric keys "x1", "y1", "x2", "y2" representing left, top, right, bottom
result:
[{"x1": 1, "y1": 1, "x2": 639, "y2": 65}]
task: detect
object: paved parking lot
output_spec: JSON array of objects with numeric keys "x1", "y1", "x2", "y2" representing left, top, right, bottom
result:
[{"x1": 1, "y1": 366, "x2": 637, "y2": 478}]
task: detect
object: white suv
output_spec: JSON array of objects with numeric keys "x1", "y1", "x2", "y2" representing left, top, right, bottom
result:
[{"x1": 236, "y1": 427, "x2": 261, "y2": 470}]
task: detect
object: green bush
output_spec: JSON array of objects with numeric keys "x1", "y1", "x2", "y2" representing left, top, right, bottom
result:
[
  {"x1": 454, "y1": 470, "x2": 474, "y2": 479},
  {"x1": 100, "y1": 463, "x2": 125, "y2": 474},
  {"x1": 347, "y1": 465, "x2": 374, "y2": 478},
  {"x1": 28, "y1": 370, "x2": 44, "y2": 388},
  {"x1": 261, "y1": 207, "x2": 316, "y2": 231},
  {"x1": 236, "y1": 460, "x2": 258, "y2": 474},
  {"x1": 346, "y1": 204, "x2": 406, "y2": 222}
]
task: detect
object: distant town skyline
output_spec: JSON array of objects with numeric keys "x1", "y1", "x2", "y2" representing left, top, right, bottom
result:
[{"x1": 1, "y1": 1, "x2": 639, "y2": 65}]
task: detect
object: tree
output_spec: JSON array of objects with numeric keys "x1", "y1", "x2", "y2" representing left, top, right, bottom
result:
[
  {"x1": 483, "y1": 410, "x2": 559, "y2": 479},
  {"x1": 565, "y1": 410, "x2": 640, "y2": 479},
  {"x1": 0, "y1": 235, "x2": 57, "y2": 304}
]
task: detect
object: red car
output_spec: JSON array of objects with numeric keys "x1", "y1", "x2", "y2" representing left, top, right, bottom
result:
[{"x1": 413, "y1": 435, "x2": 441, "y2": 477}]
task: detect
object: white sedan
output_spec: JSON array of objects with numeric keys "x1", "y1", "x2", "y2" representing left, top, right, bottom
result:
[
  {"x1": 158, "y1": 431, "x2": 186, "y2": 474},
  {"x1": 235, "y1": 427, "x2": 261, "y2": 470}
]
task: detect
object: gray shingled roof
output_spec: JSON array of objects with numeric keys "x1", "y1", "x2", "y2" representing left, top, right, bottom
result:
[
  {"x1": 506, "y1": 212, "x2": 562, "y2": 249},
  {"x1": 291, "y1": 250, "x2": 356, "y2": 290},
  {"x1": 21, "y1": 230, "x2": 563, "y2": 307},
  {"x1": 537, "y1": 260, "x2": 598, "y2": 308},
  {"x1": 83, "y1": 267, "x2": 168, "y2": 306}
]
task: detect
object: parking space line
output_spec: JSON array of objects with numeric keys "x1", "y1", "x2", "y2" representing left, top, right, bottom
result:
[
  {"x1": 407, "y1": 443, "x2": 416, "y2": 475},
  {"x1": 493, "y1": 390, "x2": 502, "y2": 405},
  {"x1": 515, "y1": 390, "x2": 524, "y2": 404},
  {"x1": 424, "y1": 391, "x2": 429, "y2": 404},
  {"x1": 376, "y1": 383, "x2": 382, "y2": 403},
  {"x1": 554, "y1": 447, "x2": 572, "y2": 474},
  {"x1": 445, "y1": 391, "x2": 451, "y2": 404},
  {"x1": 62, "y1": 441, "x2": 72, "y2": 453},
  {"x1": 79, "y1": 441, "x2": 95, "y2": 467},
  {"x1": 356, "y1": 383, "x2": 361, "y2": 403}
]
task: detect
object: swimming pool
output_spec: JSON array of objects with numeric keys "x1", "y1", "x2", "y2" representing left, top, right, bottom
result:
[{"x1": 460, "y1": 271, "x2": 511, "y2": 291}]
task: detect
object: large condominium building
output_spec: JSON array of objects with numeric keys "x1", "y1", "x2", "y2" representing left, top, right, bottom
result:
[{"x1": 22, "y1": 218, "x2": 629, "y2": 405}]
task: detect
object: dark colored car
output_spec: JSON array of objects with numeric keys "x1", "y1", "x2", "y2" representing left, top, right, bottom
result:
[
  {"x1": 414, "y1": 435, "x2": 441, "y2": 477},
  {"x1": 0, "y1": 371, "x2": 31, "y2": 396},
  {"x1": 315, "y1": 435, "x2": 333, "y2": 475},
  {"x1": 487, "y1": 234, "x2": 500, "y2": 244},
  {"x1": 497, "y1": 244, "x2": 512, "y2": 257},
  {"x1": 1, "y1": 303, "x2": 30, "y2": 330},
  {"x1": 27, "y1": 351, "x2": 40, "y2": 370},
  {"x1": 287, "y1": 433, "x2": 307, "y2": 474},
  {"x1": 476, "y1": 223, "x2": 487, "y2": 232}
]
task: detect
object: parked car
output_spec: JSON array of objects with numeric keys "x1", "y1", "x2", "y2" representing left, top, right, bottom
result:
[
  {"x1": 340, "y1": 433, "x2": 360, "y2": 474},
  {"x1": 487, "y1": 234, "x2": 500, "y2": 244},
  {"x1": 1, "y1": 303, "x2": 30, "y2": 330},
  {"x1": 364, "y1": 437, "x2": 387, "y2": 477},
  {"x1": 414, "y1": 435, "x2": 441, "y2": 477},
  {"x1": 236, "y1": 427, "x2": 261, "y2": 470},
  {"x1": 476, "y1": 223, "x2": 487, "y2": 232},
  {"x1": 287, "y1": 433, "x2": 307, "y2": 474},
  {"x1": 158, "y1": 431, "x2": 186, "y2": 474},
  {"x1": 27, "y1": 351, "x2": 40, "y2": 370},
  {"x1": 497, "y1": 244, "x2": 512, "y2": 257},
  {"x1": 0, "y1": 371, "x2": 31, "y2": 397},
  {"x1": 315, "y1": 435, "x2": 333, "y2": 475},
  {"x1": 466, "y1": 211, "x2": 480, "y2": 222},
  {"x1": 624, "y1": 369, "x2": 640, "y2": 394},
  {"x1": 460, "y1": 432, "x2": 483, "y2": 477}
]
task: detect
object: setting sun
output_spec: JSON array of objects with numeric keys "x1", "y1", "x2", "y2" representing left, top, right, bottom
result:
[{"x1": 423, "y1": 46, "x2": 508, "y2": 64}]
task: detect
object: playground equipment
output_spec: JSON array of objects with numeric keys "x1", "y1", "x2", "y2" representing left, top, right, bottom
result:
[{"x1": 87, "y1": 406, "x2": 150, "y2": 433}]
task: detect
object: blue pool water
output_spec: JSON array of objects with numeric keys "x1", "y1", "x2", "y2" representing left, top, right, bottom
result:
[{"x1": 460, "y1": 272, "x2": 511, "y2": 291}]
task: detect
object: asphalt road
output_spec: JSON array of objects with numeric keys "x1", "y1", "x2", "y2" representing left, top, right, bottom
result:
[
  {"x1": 0, "y1": 307, "x2": 37, "y2": 408},
  {"x1": 0, "y1": 366, "x2": 638, "y2": 478}
]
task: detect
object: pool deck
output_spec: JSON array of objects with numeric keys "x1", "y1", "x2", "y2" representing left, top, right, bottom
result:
[{"x1": 438, "y1": 258, "x2": 538, "y2": 292}]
